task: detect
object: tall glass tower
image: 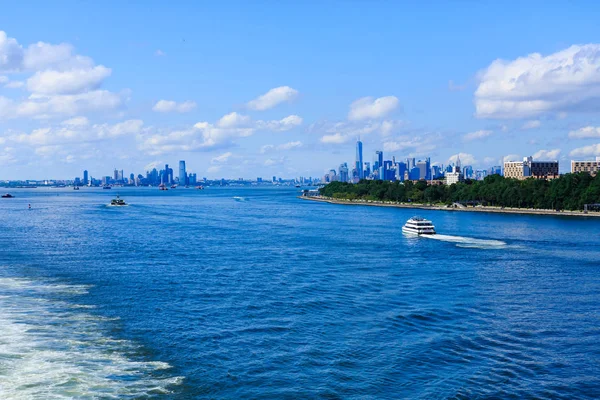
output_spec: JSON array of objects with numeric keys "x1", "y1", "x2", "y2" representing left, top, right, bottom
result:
[
  {"x1": 356, "y1": 139, "x2": 363, "y2": 179},
  {"x1": 179, "y1": 160, "x2": 187, "y2": 185}
]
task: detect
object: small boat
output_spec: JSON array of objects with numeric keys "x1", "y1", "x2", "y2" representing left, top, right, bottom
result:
[
  {"x1": 295, "y1": 184, "x2": 301, "y2": 188},
  {"x1": 159, "y1": 184, "x2": 168, "y2": 191},
  {"x1": 103, "y1": 185, "x2": 112, "y2": 189},
  {"x1": 1, "y1": 193, "x2": 14, "y2": 198},
  {"x1": 110, "y1": 195, "x2": 127, "y2": 206},
  {"x1": 170, "y1": 185, "x2": 177, "y2": 189},
  {"x1": 196, "y1": 186, "x2": 204, "y2": 190},
  {"x1": 402, "y1": 216, "x2": 436, "y2": 236},
  {"x1": 73, "y1": 186, "x2": 80, "y2": 190}
]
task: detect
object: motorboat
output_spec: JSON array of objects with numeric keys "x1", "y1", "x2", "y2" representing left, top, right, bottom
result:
[
  {"x1": 196, "y1": 186, "x2": 204, "y2": 190},
  {"x1": 159, "y1": 184, "x2": 168, "y2": 190},
  {"x1": 103, "y1": 185, "x2": 112, "y2": 189},
  {"x1": 1, "y1": 193, "x2": 14, "y2": 198},
  {"x1": 171, "y1": 185, "x2": 177, "y2": 189},
  {"x1": 110, "y1": 195, "x2": 127, "y2": 206},
  {"x1": 402, "y1": 216, "x2": 436, "y2": 235},
  {"x1": 73, "y1": 186, "x2": 80, "y2": 190}
]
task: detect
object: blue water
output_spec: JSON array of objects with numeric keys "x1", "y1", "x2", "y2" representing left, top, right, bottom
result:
[{"x1": 1, "y1": 187, "x2": 599, "y2": 399}]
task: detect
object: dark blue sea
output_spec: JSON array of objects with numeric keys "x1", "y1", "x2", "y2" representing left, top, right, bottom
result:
[{"x1": 1, "y1": 186, "x2": 599, "y2": 399}]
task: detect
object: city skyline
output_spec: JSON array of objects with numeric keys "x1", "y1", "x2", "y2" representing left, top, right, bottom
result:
[{"x1": 2, "y1": 3, "x2": 600, "y2": 179}]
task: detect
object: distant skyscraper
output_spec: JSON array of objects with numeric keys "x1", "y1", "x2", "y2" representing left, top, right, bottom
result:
[
  {"x1": 356, "y1": 139, "x2": 364, "y2": 179},
  {"x1": 374, "y1": 151, "x2": 383, "y2": 171},
  {"x1": 179, "y1": 160, "x2": 187, "y2": 185},
  {"x1": 339, "y1": 162, "x2": 349, "y2": 182},
  {"x1": 113, "y1": 169, "x2": 119, "y2": 181},
  {"x1": 83, "y1": 170, "x2": 88, "y2": 185}
]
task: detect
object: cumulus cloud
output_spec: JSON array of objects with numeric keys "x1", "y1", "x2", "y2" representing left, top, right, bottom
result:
[
  {"x1": 475, "y1": 44, "x2": 600, "y2": 119},
  {"x1": 8, "y1": 119, "x2": 143, "y2": 147},
  {"x1": 152, "y1": 100, "x2": 196, "y2": 113},
  {"x1": 569, "y1": 144, "x2": 600, "y2": 157},
  {"x1": 264, "y1": 157, "x2": 287, "y2": 167},
  {"x1": 503, "y1": 154, "x2": 521, "y2": 162},
  {"x1": 155, "y1": 49, "x2": 166, "y2": 57},
  {"x1": 211, "y1": 152, "x2": 233, "y2": 164},
  {"x1": 569, "y1": 126, "x2": 600, "y2": 139},
  {"x1": 247, "y1": 86, "x2": 298, "y2": 111},
  {"x1": 522, "y1": 120, "x2": 541, "y2": 130},
  {"x1": 256, "y1": 115, "x2": 303, "y2": 131},
  {"x1": 138, "y1": 112, "x2": 303, "y2": 156},
  {"x1": 260, "y1": 144, "x2": 275, "y2": 154},
  {"x1": 533, "y1": 149, "x2": 561, "y2": 160},
  {"x1": 463, "y1": 129, "x2": 492, "y2": 141},
  {"x1": 0, "y1": 31, "x2": 123, "y2": 119},
  {"x1": 348, "y1": 96, "x2": 399, "y2": 121},
  {"x1": 320, "y1": 133, "x2": 350, "y2": 144},
  {"x1": 62, "y1": 116, "x2": 89, "y2": 127},
  {"x1": 277, "y1": 141, "x2": 302, "y2": 150},
  {"x1": 26, "y1": 66, "x2": 111, "y2": 95},
  {"x1": 449, "y1": 153, "x2": 477, "y2": 165},
  {"x1": 0, "y1": 31, "x2": 23, "y2": 71}
]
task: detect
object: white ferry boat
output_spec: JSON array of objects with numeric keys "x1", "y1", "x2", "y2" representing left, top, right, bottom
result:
[{"x1": 402, "y1": 216, "x2": 436, "y2": 236}]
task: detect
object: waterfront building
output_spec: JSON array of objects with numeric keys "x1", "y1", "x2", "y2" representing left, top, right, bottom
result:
[
  {"x1": 179, "y1": 160, "x2": 187, "y2": 185},
  {"x1": 356, "y1": 139, "x2": 364, "y2": 179},
  {"x1": 364, "y1": 162, "x2": 371, "y2": 178},
  {"x1": 395, "y1": 162, "x2": 407, "y2": 182},
  {"x1": 416, "y1": 160, "x2": 428, "y2": 180},
  {"x1": 504, "y1": 156, "x2": 559, "y2": 180},
  {"x1": 83, "y1": 170, "x2": 89, "y2": 185},
  {"x1": 374, "y1": 151, "x2": 383, "y2": 172},
  {"x1": 571, "y1": 157, "x2": 600, "y2": 176}
]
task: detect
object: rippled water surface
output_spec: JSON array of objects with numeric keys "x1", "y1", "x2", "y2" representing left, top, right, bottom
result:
[{"x1": 1, "y1": 186, "x2": 599, "y2": 399}]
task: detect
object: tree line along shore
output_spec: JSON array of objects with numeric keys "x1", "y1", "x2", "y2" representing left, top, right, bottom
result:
[{"x1": 317, "y1": 173, "x2": 600, "y2": 212}]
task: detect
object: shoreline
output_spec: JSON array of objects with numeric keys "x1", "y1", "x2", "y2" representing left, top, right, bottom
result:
[{"x1": 299, "y1": 195, "x2": 600, "y2": 218}]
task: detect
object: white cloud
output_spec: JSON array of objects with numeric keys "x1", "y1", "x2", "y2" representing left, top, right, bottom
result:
[
  {"x1": 264, "y1": 157, "x2": 287, "y2": 167},
  {"x1": 207, "y1": 166, "x2": 221, "y2": 174},
  {"x1": 12, "y1": 90, "x2": 122, "y2": 118},
  {"x1": 138, "y1": 112, "x2": 303, "y2": 156},
  {"x1": 475, "y1": 44, "x2": 600, "y2": 119},
  {"x1": 533, "y1": 149, "x2": 561, "y2": 160},
  {"x1": 26, "y1": 66, "x2": 111, "y2": 95},
  {"x1": 256, "y1": 115, "x2": 303, "y2": 131},
  {"x1": 152, "y1": 100, "x2": 196, "y2": 113},
  {"x1": 0, "y1": 31, "x2": 23, "y2": 72},
  {"x1": 247, "y1": 86, "x2": 298, "y2": 111},
  {"x1": 522, "y1": 120, "x2": 541, "y2": 130},
  {"x1": 0, "y1": 75, "x2": 7, "y2": 83},
  {"x1": 449, "y1": 153, "x2": 477, "y2": 165},
  {"x1": 211, "y1": 152, "x2": 233, "y2": 164},
  {"x1": 483, "y1": 156, "x2": 497, "y2": 164},
  {"x1": 503, "y1": 154, "x2": 521, "y2": 162},
  {"x1": 260, "y1": 145, "x2": 274, "y2": 154},
  {"x1": 217, "y1": 112, "x2": 251, "y2": 128},
  {"x1": 569, "y1": 144, "x2": 600, "y2": 157},
  {"x1": 260, "y1": 141, "x2": 302, "y2": 153},
  {"x1": 568, "y1": 126, "x2": 600, "y2": 139},
  {"x1": 348, "y1": 96, "x2": 399, "y2": 121},
  {"x1": 62, "y1": 116, "x2": 89, "y2": 127},
  {"x1": 380, "y1": 120, "x2": 405, "y2": 136},
  {"x1": 95, "y1": 119, "x2": 144, "y2": 138},
  {"x1": 320, "y1": 133, "x2": 350, "y2": 144},
  {"x1": 463, "y1": 129, "x2": 492, "y2": 141},
  {"x1": 8, "y1": 119, "x2": 142, "y2": 147},
  {"x1": 277, "y1": 141, "x2": 302, "y2": 150},
  {"x1": 155, "y1": 50, "x2": 166, "y2": 57}
]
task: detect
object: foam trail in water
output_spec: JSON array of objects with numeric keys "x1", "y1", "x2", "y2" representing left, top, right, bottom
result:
[
  {"x1": 0, "y1": 277, "x2": 182, "y2": 399},
  {"x1": 422, "y1": 234, "x2": 507, "y2": 249},
  {"x1": 233, "y1": 196, "x2": 248, "y2": 202}
]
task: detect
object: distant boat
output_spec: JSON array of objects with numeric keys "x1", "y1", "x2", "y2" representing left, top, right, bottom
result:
[
  {"x1": 1, "y1": 193, "x2": 14, "y2": 198},
  {"x1": 171, "y1": 185, "x2": 177, "y2": 189},
  {"x1": 110, "y1": 195, "x2": 127, "y2": 206},
  {"x1": 295, "y1": 184, "x2": 301, "y2": 188},
  {"x1": 196, "y1": 186, "x2": 204, "y2": 190},
  {"x1": 103, "y1": 185, "x2": 112, "y2": 189},
  {"x1": 159, "y1": 184, "x2": 168, "y2": 191},
  {"x1": 73, "y1": 186, "x2": 80, "y2": 190}
]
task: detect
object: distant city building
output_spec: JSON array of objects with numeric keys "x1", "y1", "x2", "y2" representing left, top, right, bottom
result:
[
  {"x1": 504, "y1": 156, "x2": 559, "y2": 180},
  {"x1": 571, "y1": 157, "x2": 600, "y2": 176},
  {"x1": 445, "y1": 155, "x2": 463, "y2": 185},
  {"x1": 356, "y1": 139, "x2": 364, "y2": 180},
  {"x1": 339, "y1": 162, "x2": 349, "y2": 183},
  {"x1": 83, "y1": 170, "x2": 89, "y2": 185},
  {"x1": 179, "y1": 160, "x2": 187, "y2": 185}
]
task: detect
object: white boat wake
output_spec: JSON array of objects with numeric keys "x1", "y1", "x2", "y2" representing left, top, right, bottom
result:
[{"x1": 423, "y1": 234, "x2": 507, "y2": 249}]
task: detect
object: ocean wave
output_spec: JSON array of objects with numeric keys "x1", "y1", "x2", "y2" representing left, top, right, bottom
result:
[
  {"x1": 423, "y1": 234, "x2": 507, "y2": 249},
  {"x1": 0, "y1": 276, "x2": 182, "y2": 399}
]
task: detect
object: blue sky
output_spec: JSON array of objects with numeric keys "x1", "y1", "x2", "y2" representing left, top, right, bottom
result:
[{"x1": 1, "y1": 1, "x2": 600, "y2": 179}]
